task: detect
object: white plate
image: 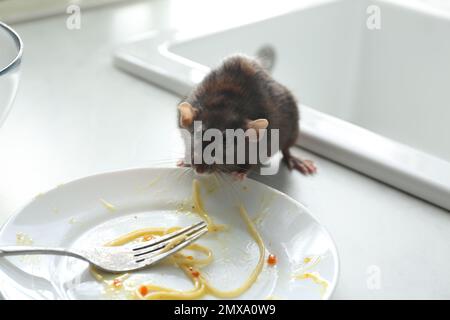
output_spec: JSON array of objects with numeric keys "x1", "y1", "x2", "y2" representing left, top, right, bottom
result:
[{"x1": 0, "y1": 167, "x2": 339, "y2": 300}]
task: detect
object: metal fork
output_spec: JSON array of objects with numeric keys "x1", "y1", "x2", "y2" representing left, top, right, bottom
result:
[{"x1": 0, "y1": 221, "x2": 208, "y2": 273}]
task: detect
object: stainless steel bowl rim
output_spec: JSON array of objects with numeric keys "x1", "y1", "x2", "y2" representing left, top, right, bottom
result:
[{"x1": 0, "y1": 21, "x2": 23, "y2": 76}]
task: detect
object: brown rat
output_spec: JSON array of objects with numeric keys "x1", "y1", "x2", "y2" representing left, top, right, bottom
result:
[{"x1": 177, "y1": 54, "x2": 316, "y2": 178}]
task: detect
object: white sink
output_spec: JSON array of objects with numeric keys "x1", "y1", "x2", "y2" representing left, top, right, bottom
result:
[
  {"x1": 0, "y1": 21, "x2": 22, "y2": 127},
  {"x1": 114, "y1": 0, "x2": 450, "y2": 210}
]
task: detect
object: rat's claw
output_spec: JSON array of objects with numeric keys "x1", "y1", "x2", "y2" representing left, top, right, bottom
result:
[
  {"x1": 282, "y1": 151, "x2": 317, "y2": 176},
  {"x1": 302, "y1": 160, "x2": 317, "y2": 174},
  {"x1": 231, "y1": 171, "x2": 247, "y2": 181},
  {"x1": 292, "y1": 160, "x2": 316, "y2": 175}
]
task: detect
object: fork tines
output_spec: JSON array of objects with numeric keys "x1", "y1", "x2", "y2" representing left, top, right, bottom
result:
[{"x1": 132, "y1": 221, "x2": 208, "y2": 263}]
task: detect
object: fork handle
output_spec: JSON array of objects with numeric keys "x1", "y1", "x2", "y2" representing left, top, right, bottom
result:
[{"x1": 0, "y1": 246, "x2": 84, "y2": 260}]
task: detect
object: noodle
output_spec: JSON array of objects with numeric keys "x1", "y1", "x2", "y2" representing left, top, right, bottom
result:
[
  {"x1": 294, "y1": 272, "x2": 329, "y2": 298},
  {"x1": 91, "y1": 179, "x2": 266, "y2": 300}
]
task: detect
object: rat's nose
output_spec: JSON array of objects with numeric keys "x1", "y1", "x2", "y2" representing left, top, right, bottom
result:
[{"x1": 195, "y1": 164, "x2": 206, "y2": 174}]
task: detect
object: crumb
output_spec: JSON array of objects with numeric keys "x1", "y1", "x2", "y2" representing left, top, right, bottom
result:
[
  {"x1": 16, "y1": 232, "x2": 33, "y2": 245},
  {"x1": 99, "y1": 198, "x2": 116, "y2": 212},
  {"x1": 69, "y1": 217, "x2": 78, "y2": 224}
]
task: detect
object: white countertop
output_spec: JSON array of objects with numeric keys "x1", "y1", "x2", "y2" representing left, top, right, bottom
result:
[{"x1": 1, "y1": 0, "x2": 449, "y2": 299}]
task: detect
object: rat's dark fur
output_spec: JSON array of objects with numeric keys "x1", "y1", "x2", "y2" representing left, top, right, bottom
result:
[{"x1": 179, "y1": 54, "x2": 315, "y2": 175}]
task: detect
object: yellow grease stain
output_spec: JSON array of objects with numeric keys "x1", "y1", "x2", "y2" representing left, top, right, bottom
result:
[
  {"x1": 99, "y1": 198, "x2": 116, "y2": 212},
  {"x1": 91, "y1": 179, "x2": 266, "y2": 300},
  {"x1": 294, "y1": 272, "x2": 329, "y2": 298}
]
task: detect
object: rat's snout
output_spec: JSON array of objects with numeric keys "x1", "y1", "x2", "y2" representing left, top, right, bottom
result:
[
  {"x1": 194, "y1": 163, "x2": 214, "y2": 175},
  {"x1": 195, "y1": 163, "x2": 213, "y2": 174},
  {"x1": 195, "y1": 164, "x2": 206, "y2": 174}
]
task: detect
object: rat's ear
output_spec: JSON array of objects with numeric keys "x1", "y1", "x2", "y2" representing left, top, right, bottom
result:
[
  {"x1": 245, "y1": 119, "x2": 269, "y2": 141},
  {"x1": 178, "y1": 102, "x2": 197, "y2": 128},
  {"x1": 246, "y1": 119, "x2": 269, "y2": 130}
]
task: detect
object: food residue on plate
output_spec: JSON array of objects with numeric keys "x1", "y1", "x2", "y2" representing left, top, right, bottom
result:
[
  {"x1": 16, "y1": 232, "x2": 33, "y2": 245},
  {"x1": 301, "y1": 255, "x2": 321, "y2": 269},
  {"x1": 106, "y1": 273, "x2": 130, "y2": 290},
  {"x1": 91, "y1": 179, "x2": 267, "y2": 300},
  {"x1": 252, "y1": 193, "x2": 276, "y2": 226},
  {"x1": 202, "y1": 175, "x2": 220, "y2": 194},
  {"x1": 69, "y1": 217, "x2": 78, "y2": 224},
  {"x1": 252, "y1": 207, "x2": 270, "y2": 226},
  {"x1": 99, "y1": 198, "x2": 116, "y2": 212},
  {"x1": 266, "y1": 295, "x2": 281, "y2": 300},
  {"x1": 140, "y1": 176, "x2": 161, "y2": 191},
  {"x1": 292, "y1": 255, "x2": 328, "y2": 298},
  {"x1": 176, "y1": 197, "x2": 195, "y2": 213},
  {"x1": 294, "y1": 272, "x2": 329, "y2": 297},
  {"x1": 267, "y1": 254, "x2": 277, "y2": 266},
  {"x1": 15, "y1": 232, "x2": 40, "y2": 264}
]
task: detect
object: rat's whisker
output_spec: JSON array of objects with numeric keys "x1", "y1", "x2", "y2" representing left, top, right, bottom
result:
[
  {"x1": 215, "y1": 171, "x2": 242, "y2": 205},
  {"x1": 179, "y1": 167, "x2": 194, "y2": 180}
]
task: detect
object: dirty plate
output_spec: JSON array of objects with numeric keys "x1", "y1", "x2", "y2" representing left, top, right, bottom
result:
[{"x1": 0, "y1": 167, "x2": 338, "y2": 299}]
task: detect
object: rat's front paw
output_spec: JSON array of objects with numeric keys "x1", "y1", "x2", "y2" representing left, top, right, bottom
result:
[
  {"x1": 282, "y1": 150, "x2": 317, "y2": 175},
  {"x1": 286, "y1": 157, "x2": 317, "y2": 175}
]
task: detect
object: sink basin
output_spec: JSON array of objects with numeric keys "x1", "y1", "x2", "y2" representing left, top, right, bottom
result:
[
  {"x1": 0, "y1": 21, "x2": 22, "y2": 127},
  {"x1": 114, "y1": 0, "x2": 450, "y2": 210}
]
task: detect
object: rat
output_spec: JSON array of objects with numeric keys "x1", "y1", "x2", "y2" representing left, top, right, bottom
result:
[{"x1": 177, "y1": 54, "x2": 316, "y2": 179}]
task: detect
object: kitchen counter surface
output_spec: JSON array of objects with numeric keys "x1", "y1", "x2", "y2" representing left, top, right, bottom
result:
[{"x1": 1, "y1": 0, "x2": 449, "y2": 299}]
